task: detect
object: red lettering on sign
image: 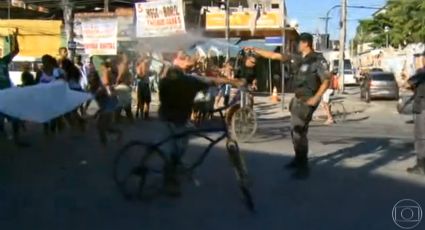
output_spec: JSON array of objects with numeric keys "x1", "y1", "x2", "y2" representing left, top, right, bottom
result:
[
  {"x1": 84, "y1": 43, "x2": 98, "y2": 49},
  {"x1": 100, "y1": 43, "x2": 115, "y2": 49}
]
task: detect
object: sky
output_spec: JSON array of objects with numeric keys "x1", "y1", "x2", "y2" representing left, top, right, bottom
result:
[{"x1": 286, "y1": 0, "x2": 387, "y2": 40}]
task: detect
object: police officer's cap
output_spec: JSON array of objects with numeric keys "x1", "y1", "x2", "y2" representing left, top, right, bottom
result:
[{"x1": 298, "y1": 33, "x2": 314, "y2": 44}]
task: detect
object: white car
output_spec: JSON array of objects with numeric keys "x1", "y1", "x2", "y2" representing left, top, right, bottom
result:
[
  {"x1": 8, "y1": 56, "x2": 41, "y2": 87},
  {"x1": 343, "y1": 69, "x2": 357, "y2": 85}
]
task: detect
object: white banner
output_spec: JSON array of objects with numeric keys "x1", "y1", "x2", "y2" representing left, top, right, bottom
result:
[
  {"x1": 135, "y1": 0, "x2": 186, "y2": 38},
  {"x1": 81, "y1": 17, "x2": 118, "y2": 55},
  {"x1": 0, "y1": 81, "x2": 92, "y2": 123}
]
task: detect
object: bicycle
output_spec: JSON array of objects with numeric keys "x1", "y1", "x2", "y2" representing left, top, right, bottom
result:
[
  {"x1": 227, "y1": 87, "x2": 258, "y2": 143},
  {"x1": 316, "y1": 97, "x2": 347, "y2": 123},
  {"x1": 113, "y1": 105, "x2": 255, "y2": 212},
  {"x1": 329, "y1": 99, "x2": 347, "y2": 123}
]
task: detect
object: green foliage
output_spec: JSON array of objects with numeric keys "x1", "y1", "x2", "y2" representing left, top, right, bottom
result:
[{"x1": 355, "y1": 0, "x2": 425, "y2": 48}]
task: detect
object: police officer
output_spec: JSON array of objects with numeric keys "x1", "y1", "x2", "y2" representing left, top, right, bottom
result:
[
  {"x1": 405, "y1": 51, "x2": 425, "y2": 175},
  {"x1": 245, "y1": 33, "x2": 330, "y2": 179}
]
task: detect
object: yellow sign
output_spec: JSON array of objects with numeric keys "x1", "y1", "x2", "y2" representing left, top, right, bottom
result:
[
  {"x1": 0, "y1": 20, "x2": 61, "y2": 57},
  {"x1": 206, "y1": 11, "x2": 282, "y2": 30}
]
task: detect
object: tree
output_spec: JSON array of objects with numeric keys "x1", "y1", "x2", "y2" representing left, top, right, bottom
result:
[{"x1": 354, "y1": 0, "x2": 425, "y2": 49}]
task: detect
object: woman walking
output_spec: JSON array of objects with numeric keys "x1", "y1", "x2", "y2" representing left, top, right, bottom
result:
[{"x1": 135, "y1": 56, "x2": 152, "y2": 119}]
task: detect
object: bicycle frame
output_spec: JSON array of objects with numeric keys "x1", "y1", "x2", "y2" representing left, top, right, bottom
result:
[
  {"x1": 149, "y1": 105, "x2": 234, "y2": 172},
  {"x1": 229, "y1": 86, "x2": 252, "y2": 109}
]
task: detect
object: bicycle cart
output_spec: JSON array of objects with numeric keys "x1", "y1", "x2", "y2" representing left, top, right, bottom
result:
[
  {"x1": 113, "y1": 105, "x2": 255, "y2": 211},
  {"x1": 228, "y1": 87, "x2": 258, "y2": 143}
]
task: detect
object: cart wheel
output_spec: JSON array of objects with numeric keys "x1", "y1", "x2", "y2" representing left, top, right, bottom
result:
[
  {"x1": 231, "y1": 107, "x2": 257, "y2": 143},
  {"x1": 114, "y1": 141, "x2": 167, "y2": 200}
]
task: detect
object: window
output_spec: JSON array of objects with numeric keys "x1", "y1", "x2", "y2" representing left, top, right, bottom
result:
[
  {"x1": 332, "y1": 59, "x2": 352, "y2": 70},
  {"x1": 372, "y1": 74, "x2": 395, "y2": 81}
]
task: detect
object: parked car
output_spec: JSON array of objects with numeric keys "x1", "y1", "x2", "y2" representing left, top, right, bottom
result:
[{"x1": 360, "y1": 72, "x2": 399, "y2": 102}]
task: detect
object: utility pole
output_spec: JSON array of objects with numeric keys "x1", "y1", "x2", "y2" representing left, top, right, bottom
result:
[
  {"x1": 62, "y1": 0, "x2": 74, "y2": 59},
  {"x1": 281, "y1": 0, "x2": 286, "y2": 109},
  {"x1": 7, "y1": 0, "x2": 11, "y2": 19},
  {"x1": 384, "y1": 26, "x2": 390, "y2": 48},
  {"x1": 338, "y1": 0, "x2": 347, "y2": 93},
  {"x1": 225, "y1": 0, "x2": 230, "y2": 61},
  {"x1": 104, "y1": 0, "x2": 109, "y2": 12}
]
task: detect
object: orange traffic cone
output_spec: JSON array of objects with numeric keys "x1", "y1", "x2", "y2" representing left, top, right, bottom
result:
[{"x1": 271, "y1": 86, "x2": 280, "y2": 103}]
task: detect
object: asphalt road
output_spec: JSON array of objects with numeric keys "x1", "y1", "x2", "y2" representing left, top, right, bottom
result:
[{"x1": 0, "y1": 87, "x2": 424, "y2": 230}]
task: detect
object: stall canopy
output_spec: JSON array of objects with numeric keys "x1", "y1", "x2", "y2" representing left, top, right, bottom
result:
[
  {"x1": 188, "y1": 38, "x2": 277, "y2": 57},
  {"x1": 0, "y1": 20, "x2": 61, "y2": 56}
]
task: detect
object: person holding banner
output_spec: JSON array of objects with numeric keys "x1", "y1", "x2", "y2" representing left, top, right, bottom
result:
[
  {"x1": 0, "y1": 29, "x2": 27, "y2": 147},
  {"x1": 38, "y1": 54, "x2": 66, "y2": 136}
]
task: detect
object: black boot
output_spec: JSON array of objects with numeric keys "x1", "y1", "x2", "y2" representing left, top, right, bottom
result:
[
  {"x1": 284, "y1": 157, "x2": 307, "y2": 170},
  {"x1": 284, "y1": 158, "x2": 299, "y2": 170},
  {"x1": 407, "y1": 159, "x2": 425, "y2": 175}
]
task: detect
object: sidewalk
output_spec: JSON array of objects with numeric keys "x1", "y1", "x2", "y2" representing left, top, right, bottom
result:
[{"x1": 254, "y1": 93, "x2": 369, "y2": 121}]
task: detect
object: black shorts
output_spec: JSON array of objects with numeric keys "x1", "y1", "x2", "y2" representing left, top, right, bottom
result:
[{"x1": 137, "y1": 81, "x2": 151, "y2": 103}]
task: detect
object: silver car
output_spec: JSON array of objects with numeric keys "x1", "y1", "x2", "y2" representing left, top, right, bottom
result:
[{"x1": 360, "y1": 72, "x2": 399, "y2": 102}]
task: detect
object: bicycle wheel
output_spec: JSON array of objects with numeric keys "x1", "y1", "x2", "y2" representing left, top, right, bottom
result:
[
  {"x1": 114, "y1": 141, "x2": 167, "y2": 200},
  {"x1": 231, "y1": 107, "x2": 257, "y2": 143},
  {"x1": 331, "y1": 101, "x2": 347, "y2": 123},
  {"x1": 226, "y1": 139, "x2": 255, "y2": 212}
]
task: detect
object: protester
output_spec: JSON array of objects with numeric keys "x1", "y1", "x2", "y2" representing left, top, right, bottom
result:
[
  {"x1": 115, "y1": 53, "x2": 134, "y2": 123},
  {"x1": 18, "y1": 62, "x2": 35, "y2": 132},
  {"x1": 81, "y1": 57, "x2": 97, "y2": 116},
  {"x1": 73, "y1": 55, "x2": 88, "y2": 90},
  {"x1": 135, "y1": 56, "x2": 152, "y2": 120},
  {"x1": 20, "y1": 62, "x2": 36, "y2": 87},
  {"x1": 100, "y1": 61, "x2": 115, "y2": 91},
  {"x1": 236, "y1": 55, "x2": 258, "y2": 92},
  {"x1": 38, "y1": 54, "x2": 65, "y2": 136},
  {"x1": 38, "y1": 55, "x2": 64, "y2": 83},
  {"x1": 157, "y1": 62, "x2": 243, "y2": 195},
  {"x1": 58, "y1": 47, "x2": 69, "y2": 61},
  {"x1": 88, "y1": 70, "x2": 122, "y2": 146},
  {"x1": 217, "y1": 60, "x2": 234, "y2": 107},
  {"x1": 245, "y1": 33, "x2": 331, "y2": 179},
  {"x1": 405, "y1": 51, "x2": 425, "y2": 175},
  {"x1": 60, "y1": 58, "x2": 86, "y2": 131},
  {"x1": 0, "y1": 29, "x2": 27, "y2": 146},
  {"x1": 173, "y1": 51, "x2": 194, "y2": 73}
]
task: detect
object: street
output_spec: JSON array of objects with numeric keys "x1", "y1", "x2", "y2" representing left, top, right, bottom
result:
[{"x1": 1, "y1": 87, "x2": 423, "y2": 230}]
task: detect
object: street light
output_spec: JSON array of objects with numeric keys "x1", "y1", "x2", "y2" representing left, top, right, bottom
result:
[
  {"x1": 384, "y1": 26, "x2": 390, "y2": 48},
  {"x1": 320, "y1": 5, "x2": 381, "y2": 49}
]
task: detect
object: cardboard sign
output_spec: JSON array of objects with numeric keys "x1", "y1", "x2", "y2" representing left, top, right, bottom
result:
[
  {"x1": 135, "y1": 0, "x2": 186, "y2": 37},
  {"x1": 81, "y1": 17, "x2": 118, "y2": 55}
]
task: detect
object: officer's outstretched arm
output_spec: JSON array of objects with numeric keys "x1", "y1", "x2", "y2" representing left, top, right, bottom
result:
[{"x1": 244, "y1": 47, "x2": 290, "y2": 62}]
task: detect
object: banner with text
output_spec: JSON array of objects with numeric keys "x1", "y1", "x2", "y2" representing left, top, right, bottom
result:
[
  {"x1": 81, "y1": 17, "x2": 118, "y2": 55},
  {"x1": 135, "y1": 0, "x2": 186, "y2": 37}
]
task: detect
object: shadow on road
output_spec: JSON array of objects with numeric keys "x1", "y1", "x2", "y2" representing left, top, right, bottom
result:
[
  {"x1": 0, "y1": 121, "x2": 424, "y2": 230},
  {"x1": 313, "y1": 137, "x2": 415, "y2": 173}
]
